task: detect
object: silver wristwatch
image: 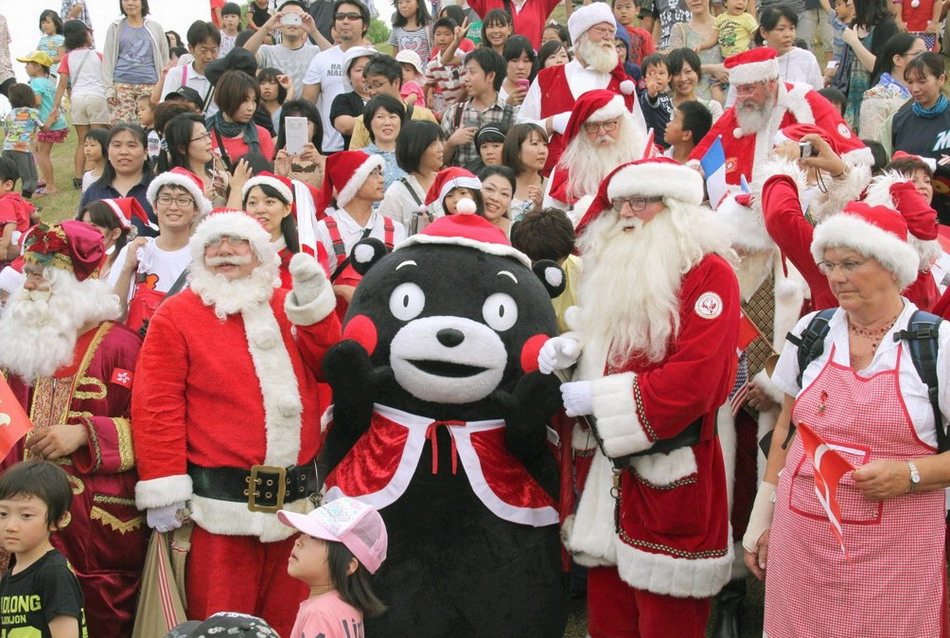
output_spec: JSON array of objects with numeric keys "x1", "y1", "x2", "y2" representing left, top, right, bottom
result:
[{"x1": 907, "y1": 461, "x2": 921, "y2": 492}]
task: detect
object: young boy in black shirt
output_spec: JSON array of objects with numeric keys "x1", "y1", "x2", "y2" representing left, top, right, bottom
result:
[{"x1": 0, "y1": 460, "x2": 86, "y2": 638}]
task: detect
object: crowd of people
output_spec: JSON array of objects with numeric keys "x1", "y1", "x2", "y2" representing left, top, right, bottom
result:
[{"x1": 0, "y1": 0, "x2": 948, "y2": 636}]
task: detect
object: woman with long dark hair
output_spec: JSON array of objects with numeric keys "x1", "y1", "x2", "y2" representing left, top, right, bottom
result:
[
  {"x1": 241, "y1": 172, "x2": 300, "y2": 288},
  {"x1": 160, "y1": 113, "x2": 226, "y2": 205},
  {"x1": 499, "y1": 36, "x2": 537, "y2": 111},
  {"x1": 861, "y1": 34, "x2": 927, "y2": 140},
  {"x1": 841, "y1": 0, "x2": 898, "y2": 129},
  {"x1": 209, "y1": 70, "x2": 275, "y2": 168},
  {"x1": 274, "y1": 99, "x2": 325, "y2": 190}
]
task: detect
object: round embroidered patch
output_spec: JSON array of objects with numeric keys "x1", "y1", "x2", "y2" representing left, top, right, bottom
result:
[
  {"x1": 694, "y1": 292, "x2": 723, "y2": 319},
  {"x1": 837, "y1": 123, "x2": 852, "y2": 139}
]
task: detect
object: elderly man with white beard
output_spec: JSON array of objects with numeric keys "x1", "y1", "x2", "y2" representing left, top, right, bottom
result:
[
  {"x1": 518, "y1": 2, "x2": 639, "y2": 173},
  {"x1": 542, "y1": 89, "x2": 649, "y2": 221},
  {"x1": 539, "y1": 158, "x2": 740, "y2": 638},
  {"x1": 131, "y1": 210, "x2": 341, "y2": 637},
  {"x1": 0, "y1": 220, "x2": 147, "y2": 638}
]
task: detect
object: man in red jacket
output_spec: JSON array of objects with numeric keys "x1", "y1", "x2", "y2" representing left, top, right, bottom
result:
[{"x1": 132, "y1": 210, "x2": 340, "y2": 637}]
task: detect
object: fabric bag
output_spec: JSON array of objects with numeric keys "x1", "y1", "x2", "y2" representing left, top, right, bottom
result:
[{"x1": 131, "y1": 528, "x2": 190, "y2": 638}]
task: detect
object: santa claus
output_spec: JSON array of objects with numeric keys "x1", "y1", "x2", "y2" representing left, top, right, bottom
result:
[
  {"x1": 542, "y1": 89, "x2": 649, "y2": 220},
  {"x1": 131, "y1": 211, "x2": 341, "y2": 637},
  {"x1": 0, "y1": 221, "x2": 147, "y2": 638},
  {"x1": 518, "y1": 2, "x2": 639, "y2": 172},
  {"x1": 539, "y1": 157, "x2": 739, "y2": 637},
  {"x1": 690, "y1": 48, "x2": 872, "y2": 189}
]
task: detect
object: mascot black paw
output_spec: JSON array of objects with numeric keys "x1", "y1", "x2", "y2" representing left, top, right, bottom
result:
[{"x1": 320, "y1": 215, "x2": 569, "y2": 638}]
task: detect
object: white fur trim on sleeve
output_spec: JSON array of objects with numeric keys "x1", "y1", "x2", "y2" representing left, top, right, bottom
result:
[
  {"x1": 592, "y1": 372, "x2": 653, "y2": 456},
  {"x1": 135, "y1": 474, "x2": 193, "y2": 509},
  {"x1": 284, "y1": 279, "x2": 336, "y2": 326}
]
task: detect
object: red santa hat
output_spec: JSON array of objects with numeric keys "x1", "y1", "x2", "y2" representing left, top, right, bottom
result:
[
  {"x1": 890, "y1": 150, "x2": 938, "y2": 172},
  {"x1": 319, "y1": 151, "x2": 384, "y2": 215},
  {"x1": 567, "y1": 2, "x2": 616, "y2": 43},
  {"x1": 146, "y1": 167, "x2": 213, "y2": 215},
  {"x1": 724, "y1": 48, "x2": 780, "y2": 87},
  {"x1": 23, "y1": 221, "x2": 105, "y2": 282},
  {"x1": 396, "y1": 213, "x2": 530, "y2": 267},
  {"x1": 771, "y1": 123, "x2": 840, "y2": 155},
  {"x1": 102, "y1": 197, "x2": 157, "y2": 231},
  {"x1": 424, "y1": 167, "x2": 482, "y2": 217},
  {"x1": 562, "y1": 90, "x2": 629, "y2": 144},
  {"x1": 242, "y1": 171, "x2": 295, "y2": 205},
  {"x1": 189, "y1": 209, "x2": 276, "y2": 266},
  {"x1": 575, "y1": 157, "x2": 705, "y2": 236},
  {"x1": 811, "y1": 201, "x2": 919, "y2": 288}
]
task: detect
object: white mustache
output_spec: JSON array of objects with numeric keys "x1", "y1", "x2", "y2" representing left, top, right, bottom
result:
[{"x1": 206, "y1": 255, "x2": 253, "y2": 267}]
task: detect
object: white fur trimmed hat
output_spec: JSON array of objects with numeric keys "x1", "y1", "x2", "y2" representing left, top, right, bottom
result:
[
  {"x1": 562, "y1": 90, "x2": 627, "y2": 143},
  {"x1": 811, "y1": 201, "x2": 919, "y2": 288},
  {"x1": 724, "y1": 48, "x2": 779, "y2": 87},
  {"x1": 606, "y1": 157, "x2": 704, "y2": 205},
  {"x1": 424, "y1": 167, "x2": 482, "y2": 218},
  {"x1": 567, "y1": 2, "x2": 616, "y2": 43},
  {"x1": 189, "y1": 209, "x2": 277, "y2": 267},
  {"x1": 318, "y1": 151, "x2": 384, "y2": 215},
  {"x1": 242, "y1": 171, "x2": 294, "y2": 204},
  {"x1": 147, "y1": 167, "x2": 212, "y2": 216},
  {"x1": 396, "y1": 213, "x2": 531, "y2": 267}
]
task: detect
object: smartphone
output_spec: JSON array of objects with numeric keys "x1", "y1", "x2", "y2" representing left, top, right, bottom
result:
[
  {"x1": 799, "y1": 141, "x2": 813, "y2": 159},
  {"x1": 285, "y1": 116, "x2": 309, "y2": 156},
  {"x1": 517, "y1": 78, "x2": 530, "y2": 91},
  {"x1": 281, "y1": 13, "x2": 302, "y2": 26}
]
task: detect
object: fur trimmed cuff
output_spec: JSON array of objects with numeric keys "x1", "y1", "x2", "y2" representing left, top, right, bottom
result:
[
  {"x1": 284, "y1": 280, "x2": 336, "y2": 326},
  {"x1": 592, "y1": 372, "x2": 653, "y2": 457},
  {"x1": 136, "y1": 474, "x2": 193, "y2": 509},
  {"x1": 753, "y1": 369, "x2": 786, "y2": 406},
  {"x1": 810, "y1": 163, "x2": 871, "y2": 222},
  {"x1": 615, "y1": 533, "x2": 733, "y2": 598}
]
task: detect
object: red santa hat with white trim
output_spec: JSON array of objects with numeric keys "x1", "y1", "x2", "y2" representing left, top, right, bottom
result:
[
  {"x1": 575, "y1": 157, "x2": 705, "y2": 237},
  {"x1": 725, "y1": 48, "x2": 780, "y2": 86},
  {"x1": 425, "y1": 167, "x2": 482, "y2": 217},
  {"x1": 242, "y1": 172, "x2": 295, "y2": 210},
  {"x1": 146, "y1": 167, "x2": 212, "y2": 215},
  {"x1": 562, "y1": 90, "x2": 629, "y2": 144},
  {"x1": 189, "y1": 208, "x2": 277, "y2": 266},
  {"x1": 396, "y1": 211, "x2": 530, "y2": 267},
  {"x1": 318, "y1": 151, "x2": 385, "y2": 215},
  {"x1": 771, "y1": 123, "x2": 841, "y2": 155},
  {"x1": 102, "y1": 197, "x2": 158, "y2": 231},
  {"x1": 811, "y1": 201, "x2": 919, "y2": 288}
]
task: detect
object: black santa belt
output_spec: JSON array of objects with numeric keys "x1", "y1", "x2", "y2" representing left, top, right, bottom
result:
[
  {"x1": 189, "y1": 461, "x2": 318, "y2": 513},
  {"x1": 584, "y1": 415, "x2": 705, "y2": 466}
]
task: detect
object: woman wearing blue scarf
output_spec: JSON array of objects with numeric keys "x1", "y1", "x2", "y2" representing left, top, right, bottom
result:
[
  {"x1": 208, "y1": 70, "x2": 275, "y2": 170},
  {"x1": 885, "y1": 52, "x2": 950, "y2": 224}
]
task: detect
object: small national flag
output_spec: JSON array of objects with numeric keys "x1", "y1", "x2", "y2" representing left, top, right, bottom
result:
[
  {"x1": 700, "y1": 136, "x2": 728, "y2": 209},
  {"x1": 797, "y1": 421, "x2": 857, "y2": 557},
  {"x1": 641, "y1": 129, "x2": 659, "y2": 159},
  {"x1": 110, "y1": 368, "x2": 134, "y2": 389},
  {"x1": 737, "y1": 310, "x2": 760, "y2": 352},
  {"x1": 0, "y1": 376, "x2": 33, "y2": 460},
  {"x1": 729, "y1": 352, "x2": 750, "y2": 416}
]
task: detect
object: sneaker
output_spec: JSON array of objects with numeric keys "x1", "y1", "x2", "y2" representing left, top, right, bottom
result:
[
  {"x1": 33, "y1": 186, "x2": 45, "y2": 196},
  {"x1": 72, "y1": 177, "x2": 83, "y2": 190}
]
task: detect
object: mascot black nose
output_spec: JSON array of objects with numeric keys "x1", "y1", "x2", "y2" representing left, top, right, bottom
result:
[{"x1": 437, "y1": 328, "x2": 465, "y2": 348}]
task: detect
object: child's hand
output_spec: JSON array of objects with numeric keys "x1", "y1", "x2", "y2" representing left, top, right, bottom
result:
[
  {"x1": 405, "y1": 93, "x2": 418, "y2": 106},
  {"x1": 454, "y1": 17, "x2": 470, "y2": 42},
  {"x1": 161, "y1": 59, "x2": 176, "y2": 76}
]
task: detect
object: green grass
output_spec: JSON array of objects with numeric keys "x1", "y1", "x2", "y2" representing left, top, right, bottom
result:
[{"x1": 33, "y1": 130, "x2": 83, "y2": 225}]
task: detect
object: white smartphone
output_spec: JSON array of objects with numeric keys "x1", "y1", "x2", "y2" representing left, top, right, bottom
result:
[{"x1": 284, "y1": 116, "x2": 309, "y2": 156}]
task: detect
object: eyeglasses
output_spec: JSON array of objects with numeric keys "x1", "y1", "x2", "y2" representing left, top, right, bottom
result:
[
  {"x1": 611, "y1": 196, "x2": 663, "y2": 212},
  {"x1": 817, "y1": 258, "x2": 867, "y2": 274},
  {"x1": 369, "y1": 167, "x2": 384, "y2": 178},
  {"x1": 191, "y1": 132, "x2": 211, "y2": 142},
  {"x1": 335, "y1": 12, "x2": 362, "y2": 21},
  {"x1": 205, "y1": 235, "x2": 250, "y2": 249},
  {"x1": 588, "y1": 24, "x2": 616, "y2": 38},
  {"x1": 583, "y1": 119, "x2": 619, "y2": 134},
  {"x1": 157, "y1": 195, "x2": 196, "y2": 208}
]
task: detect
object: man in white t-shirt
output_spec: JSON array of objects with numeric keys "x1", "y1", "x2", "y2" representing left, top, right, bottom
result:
[
  {"x1": 244, "y1": 0, "x2": 330, "y2": 98},
  {"x1": 302, "y1": 0, "x2": 372, "y2": 152},
  {"x1": 161, "y1": 21, "x2": 221, "y2": 115}
]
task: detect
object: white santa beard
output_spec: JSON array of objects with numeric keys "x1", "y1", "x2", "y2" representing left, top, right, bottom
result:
[
  {"x1": 190, "y1": 258, "x2": 280, "y2": 320},
  {"x1": 578, "y1": 200, "x2": 735, "y2": 365},
  {"x1": 735, "y1": 101, "x2": 771, "y2": 134},
  {"x1": 0, "y1": 270, "x2": 121, "y2": 382},
  {"x1": 577, "y1": 38, "x2": 619, "y2": 75},
  {"x1": 560, "y1": 116, "x2": 645, "y2": 200}
]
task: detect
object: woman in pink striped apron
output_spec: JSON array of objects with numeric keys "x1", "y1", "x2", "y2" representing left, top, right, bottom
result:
[{"x1": 743, "y1": 200, "x2": 950, "y2": 637}]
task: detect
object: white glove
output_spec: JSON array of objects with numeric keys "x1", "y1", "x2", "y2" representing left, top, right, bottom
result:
[
  {"x1": 561, "y1": 380, "x2": 594, "y2": 417},
  {"x1": 538, "y1": 336, "x2": 581, "y2": 375},
  {"x1": 147, "y1": 502, "x2": 186, "y2": 533},
  {"x1": 289, "y1": 252, "x2": 329, "y2": 307},
  {"x1": 741, "y1": 482, "x2": 776, "y2": 554}
]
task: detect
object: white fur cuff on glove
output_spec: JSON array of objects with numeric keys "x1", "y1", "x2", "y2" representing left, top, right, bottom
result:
[
  {"x1": 741, "y1": 482, "x2": 776, "y2": 554},
  {"x1": 285, "y1": 253, "x2": 336, "y2": 326}
]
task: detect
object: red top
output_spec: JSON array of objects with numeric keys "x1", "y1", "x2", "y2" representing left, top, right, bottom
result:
[
  {"x1": 467, "y1": 0, "x2": 561, "y2": 48},
  {"x1": 211, "y1": 124, "x2": 275, "y2": 164}
]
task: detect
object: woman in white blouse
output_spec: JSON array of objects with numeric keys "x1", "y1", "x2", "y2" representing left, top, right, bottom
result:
[{"x1": 377, "y1": 120, "x2": 444, "y2": 231}]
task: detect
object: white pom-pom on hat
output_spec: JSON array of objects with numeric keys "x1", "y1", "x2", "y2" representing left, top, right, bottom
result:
[
  {"x1": 456, "y1": 198, "x2": 477, "y2": 214},
  {"x1": 619, "y1": 79, "x2": 636, "y2": 95}
]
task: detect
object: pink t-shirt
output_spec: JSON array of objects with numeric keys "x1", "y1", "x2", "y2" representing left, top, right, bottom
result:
[{"x1": 290, "y1": 591, "x2": 364, "y2": 638}]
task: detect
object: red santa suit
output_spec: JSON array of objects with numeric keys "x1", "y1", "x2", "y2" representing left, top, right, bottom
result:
[
  {"x1": 132, "y1": 212, "x2": 340, "y2": 638},
  {"x1": 563, "y1": 159, "x2": 739, "y2": 637}
]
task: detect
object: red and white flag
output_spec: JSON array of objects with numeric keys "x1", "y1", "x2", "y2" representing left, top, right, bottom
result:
[
  {"x1": 797, "y1": 421, "x2": 856, "y2": 557},
  {"x1": 0, "y1": 376, "x2": 33, "y2": 460}
]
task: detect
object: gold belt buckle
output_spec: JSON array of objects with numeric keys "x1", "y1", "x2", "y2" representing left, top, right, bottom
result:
[{"x1": 246, "y1": 465, "x2": 287, "y2": 513}]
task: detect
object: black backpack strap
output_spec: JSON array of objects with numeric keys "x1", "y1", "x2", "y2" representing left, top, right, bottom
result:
[
  {"x1": 399, "y1": 177, "x2": 423, "y2": 206},
  {"x1": 789, "y1": 308, "x2": 837, "y2": 389},
  {"x1": 894, "y1": 310, "x2": 946, "y2": 452}
]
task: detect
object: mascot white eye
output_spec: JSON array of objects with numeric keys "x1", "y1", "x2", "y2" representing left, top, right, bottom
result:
[
  {"x1": 390, "y1": 282, "x2": 426, "y2": 321},
  {"x1": 482, "y1": 293, "x2": 518, "y2": 332}
]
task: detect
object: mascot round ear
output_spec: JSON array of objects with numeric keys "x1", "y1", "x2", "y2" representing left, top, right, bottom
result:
[
  {"x1": 533, "y1": 260, "x2": 566, "y2": 299},
  {"x1": 350, "y1": 238, "x2": 389, "y2": 276}
]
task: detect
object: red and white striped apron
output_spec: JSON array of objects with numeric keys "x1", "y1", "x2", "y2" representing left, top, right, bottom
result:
[{"x1": 765, "y1": 343, "x2": 948, "y2": 637}]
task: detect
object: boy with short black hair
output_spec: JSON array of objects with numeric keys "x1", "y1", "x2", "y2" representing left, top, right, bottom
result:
[
  {"x1": 1, "y1": 84, "x2": 47, "y2": 199},
  {"x1": 639, "y1": 53, "x2": 674, "y2": 148},
  {"x1": 425, "y1": 17, "x2": 469, "y2": 115},
  {"x1": 0, "y1": 460, "x2": 87, "y2": 638},
  {"x1": 219, "y1": 3, "x2": 244, "y2": 57},
  {"x1": 0, "y1": 156, "x2": 37, "y2": 262},
  {"x1": 663, "y1": 100, "x2": 712, "y2": 163}
]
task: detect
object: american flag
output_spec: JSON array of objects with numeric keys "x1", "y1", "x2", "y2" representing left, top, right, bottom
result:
[{"x1": 729, "y1": 352, "x2": 750, "y2": 416}]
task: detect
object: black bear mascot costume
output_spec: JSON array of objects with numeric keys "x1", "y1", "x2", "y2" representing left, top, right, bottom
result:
[{"x1": 320, "y1": 214, "x2": 569, "y2": 637}]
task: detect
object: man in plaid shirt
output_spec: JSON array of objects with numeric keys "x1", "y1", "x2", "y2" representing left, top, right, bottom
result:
[{"x1": 441, "y1": 48, "x2": 514, "y2": 169}]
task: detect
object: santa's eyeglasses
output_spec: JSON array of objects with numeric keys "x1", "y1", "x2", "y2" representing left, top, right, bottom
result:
[
  {"x1": 611, "y1": 196, "x2": 663, "y2": 212},
  {"x1": 205, "y1": 235, "x2": 250, "y2": 249},
  {"x1": 583, "y1": 119, "x2": 619, "y2": 134}
]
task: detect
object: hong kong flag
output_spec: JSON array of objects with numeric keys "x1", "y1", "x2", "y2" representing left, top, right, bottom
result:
[
  {"x1": 0, "y1": 376, "x2": 33, "y2": 459},
  {"x1": 798, "y1": 421, "x2": 856, "y2": 557}
]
